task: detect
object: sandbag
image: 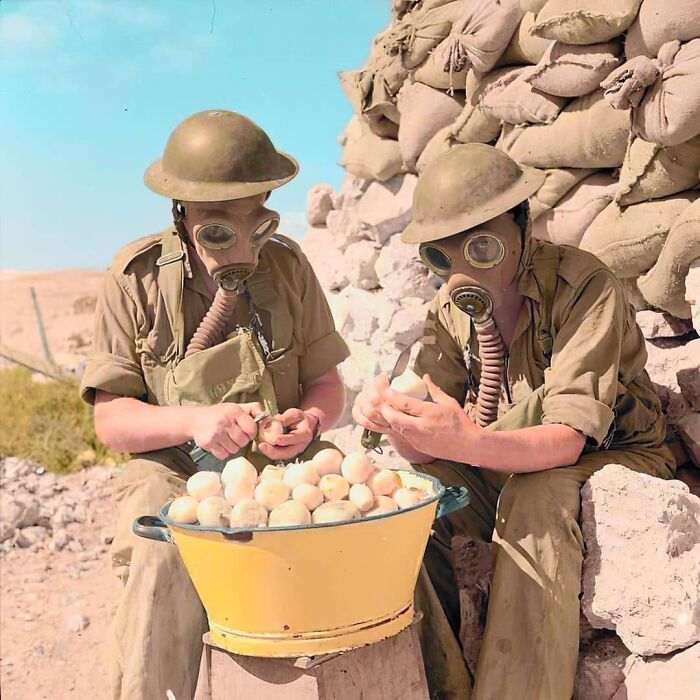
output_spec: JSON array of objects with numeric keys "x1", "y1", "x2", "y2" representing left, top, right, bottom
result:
[
  {"x1": 579, "y1": 193, "x2": 699, "y2": 278},
  {"x1": 526, "y1": 40, "x2": 623, "y2": 97},
  {"x1": 397, "y1": 82, "x2": 464, "y2": 170},
  {"x1": 479, "y1": 66, "x2": 567, "y2": 124},
  {"x1": 414, "y1": 38, "x2": 468, "y2": 90},
  {"x1": 367, "y1": 114, "x2": 400, "y2": 139},
  {"x1": 528, "y1": 167, "x2": 595, "y2": 219},
  {"x1": 602, "y1": 39, "x2": 700, "y2": 147},
  {"x1": 449, "y1": 99, "x2": 502, "y2": 145},
  {"x1": 340, "y1": 117, "x2": 404, "y2": 182},
  {"x1": 387, "y1": 2, "x2": 461, "y2": 70},
  {"x1": 521, "y1": 0, "x2": 547, "y2": 12},
  {"x1": 625, "y1": 0, "x2": 700, "y2": 59},
  {"x1": 440, "y1": 0, "x2": 524, "y2": 75},
  {"x1": 499, "y1": 12, "x2": 551, "y2": 66},
  {"x1": 620, "y1": 278, "x2": 649, "y2": 311},
  {"x1": 498, "y1": 90, "x2": 631, "y2": 168},
  {"x1": 531, "y1": 172, "x2": 618, "y2": 245},
  {"x1": 638, "y1": 199, "x2": 700, "y2": 318},
  {"x1": 416, "y1": 125, "x2": 460, "y2": 173},
  {"x1": 531, "y1": 0, "x2": 643, "y2": 45},
  {"x1": 617, "y1": 135, "x2": 700, "y2": 206}
]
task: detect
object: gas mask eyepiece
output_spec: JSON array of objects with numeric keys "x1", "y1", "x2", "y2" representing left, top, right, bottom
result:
[
  {"x1": 193, "y1": 215, "x2": 280, "y2": 251},
  {"x1": 419, "y1": 232, "x2": 506, "y2": 276}
]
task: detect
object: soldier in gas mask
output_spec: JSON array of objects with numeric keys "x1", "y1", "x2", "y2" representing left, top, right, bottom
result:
[
  {"x1": 353, "y1": 144, "x2": 675, "y2": 700},
  {"x1": 80, "y1": 110, "x2": 349, "y2": 700}
]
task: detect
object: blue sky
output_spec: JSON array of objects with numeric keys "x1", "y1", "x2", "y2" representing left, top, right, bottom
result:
[{"x1": 0, "y1": 0, "x2": 389, "y2": 270}]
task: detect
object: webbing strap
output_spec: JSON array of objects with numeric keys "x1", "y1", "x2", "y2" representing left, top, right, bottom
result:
[
  {"x1": 156, "y1": 232, "x2": 186, "y2": 361},
  {"x1": 530, "y1": 241, "x2": 562, "y2": 359}
]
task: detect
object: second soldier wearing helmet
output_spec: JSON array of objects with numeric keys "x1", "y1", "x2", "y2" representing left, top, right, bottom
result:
[{"x1": 353, "y1": 143, "x2": 674, "y2": 699}]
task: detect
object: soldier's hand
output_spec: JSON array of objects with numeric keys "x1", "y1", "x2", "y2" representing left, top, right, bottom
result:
[
  {"x1": 191, "y1": 402, "x2": 264, "y2": 460},
  {"x1": 380, "y1": 374, "x2": 481, "y2": 462},
  {"x1": 257, "y1": 408, "x2": 316, "y2": 461},
  {"x1": 352, "y1": 374, "x2": 394, "y2": 434}
]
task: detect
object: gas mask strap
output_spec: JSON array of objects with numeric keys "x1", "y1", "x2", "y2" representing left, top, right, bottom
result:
[{"x1": 171, "y1": 200, "x2": 190, "y2": 242}]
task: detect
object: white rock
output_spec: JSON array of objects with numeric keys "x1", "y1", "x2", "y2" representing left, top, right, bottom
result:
[
  {"x1": 343, "y1": 239, "x2": 380, "y2": 290},
  {"x1": 375, "y1": 234, "x2": 441, "y2": 302},
  {"x1": 581, "y1": 465, "x2": 700, "y2": 656},
  {"x1": 326, "y1": 208, "x2": 369, "y2": 251},
  {"x1": 300, "y1": 227, "x2": 348, "y2": 291},
  {"x1": 356, "y1": 175, "x2": 418, "y2": 244},
  {"x1": 636, "y1": 310, "x2": 693, "y2": 339},
  {"x1": 15, "y1": 526, "x2": 47, "y2": 548},
  {"x1": 611, "y1": 644, "x2": 700, "y2": 700},
  {"x1": 306, "y1": 183, "x2": 334, "y2": 226},
  {"x1": 339, "y1": 341, "x2": 382, "y2": 393},
  {"x1": 384, "y1": 298, "x2": 430, "y2": 347},
  {"x1": 686, "y1": 258, "x2": 700, "y2": 333},
  {"x1": 332, "y1": 174, "x2": 370, "y2": 210},
  {"x1": 1, "y1": 457, "x2": 39, "y2": 480},
  {"x1": 50, "y1": 528, "x2": 71, "y2": 552},
  {"x1": 66, "y1": 614, "x2": 90, "y2": 632},
  {"x1": 676, "y1": 413, "x2": 700, "y2": 469},
  {"x1": 677, "y1": 343, "x2": 700, "y2": 412},
  {"x1": 336, "y1": 287, "x2": 398, "y2": 343}
]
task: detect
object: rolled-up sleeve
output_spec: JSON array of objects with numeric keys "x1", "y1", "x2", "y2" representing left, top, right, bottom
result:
[
  {"x1": 298, "y1": 259, "x2": 350, "y2": 386},
  {"x1": 414, "y1": 297, "x2": 470, "y2": 404},
  {"x1": 541, "y1": 270, "x2": 624, "y2": 446},
  {"x1": 79, "y1": 272, "x2": 147, "y2": 405}
]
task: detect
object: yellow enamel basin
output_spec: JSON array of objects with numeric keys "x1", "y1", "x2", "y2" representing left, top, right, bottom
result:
[{"x1": 133, "y1": 469, "x2": 469, "y2": 657}]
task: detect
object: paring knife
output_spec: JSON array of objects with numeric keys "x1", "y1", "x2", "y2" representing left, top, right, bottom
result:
[{"x1": 360, "y1": 344, "x2": 412, "y2": 452}]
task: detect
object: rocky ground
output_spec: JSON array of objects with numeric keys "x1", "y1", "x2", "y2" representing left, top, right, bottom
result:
[{"x1": 0, "y1": 458, "x2": 119, "y2": 699}]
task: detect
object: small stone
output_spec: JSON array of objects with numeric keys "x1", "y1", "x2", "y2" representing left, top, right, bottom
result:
[
  {"x1": 676, "y1": 413, "x2": 700, "y2": 469},
  {"x1": 101, "y1": 529, "x2": 114, "y2": 545},
  {"x1": 15, "y1": 526, "x2": 47, "y2": 548},
  {"x1": 66, "y1": 614, "x2": 90, "y2": 632},
  {"x1": 384, "y1": 299, "x2": 430, "y2": 347},
  {"x1": 66, "y1": 539, "x2": 84, "y2": 553},
  {"x1": 342, "y1": 239, "x2": 380, "y2": 290},
  {"x1": 306, "y1": 183, "x2": 335, "y2": 226},
  {"x1": 636, "y1": 310, "x2": 693, "y2": 339},
  {"x1": 356, "y1": 175, "x2": 417, "y2": 245},
  {"x1": 75, "y1": 449, "x2": 96, "y2": 467},
  {"x1": 573, "y1": 632, "x2": 630, "y2": 700},
  {"x1": 50, "y1": 528, "x2": 71, "y2": 552},
  {"x1": 375, "y1": 234, "x2": 441, "y2": 302}
]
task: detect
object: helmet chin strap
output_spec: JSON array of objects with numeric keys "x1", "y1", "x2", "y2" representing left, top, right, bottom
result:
[{"x1": 450, "y1": 285, "x2": 505, "y2": 427}]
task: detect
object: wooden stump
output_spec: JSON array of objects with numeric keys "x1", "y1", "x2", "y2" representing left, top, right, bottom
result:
[{"x1": 194, "y1": 616, "x2": 429, "y2": 700}]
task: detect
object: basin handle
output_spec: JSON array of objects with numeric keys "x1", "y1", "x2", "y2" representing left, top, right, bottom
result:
[
  {"x1": 133, "y1": 515, "x2": 174, "y2": 544},
  {"x1": 436, "y1": 486, "x2": 470, "y2": 519}
]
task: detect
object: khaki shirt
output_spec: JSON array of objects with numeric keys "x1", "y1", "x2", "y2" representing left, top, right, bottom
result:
[
  {"x1": 80, "y1": 229, "x2": 349, "y2": 411},
  {"x1": 414, "y1": 237, "x2": 666, "y2": 450}
]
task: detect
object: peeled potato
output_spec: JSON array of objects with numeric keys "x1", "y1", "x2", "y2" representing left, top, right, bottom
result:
[
  {"x1": 230, "y1": 499, "x2": 268, "y2": 528},
  {"x1": 169, "y1": 495, "x2": 199, "y2": 524},
  {"x1": 390, "y1": 369, "x2": 429, "y2": 400},
  {"x1": 254, "y1": 480, "x2": 291, "y2": 511},
  {"x1": 187, "y1": 471, "x2": 223, "y2": 501},
  {"x1": 349, "y1": 483, "x2": 375, "y2": 512},
  {"x1": 312, "y1": 500, "x2": 361, "y2": 525},
  {"x1": 258, "y1": 416, "x2": 284, "y2": 445},
  {"x1": 367, "y1": 469, "x2": 401, "y2": 497},
  {"x1": 283, "y1": 462, "x2": 320, "y2": 489},
  {"x1": 319, "y1": 474, "x2": 350, "y2": 501},
  {"x1": 292, "y1": 483, "x2": 324, "y2": 511},
  {"x1": 366, "y1": 495, "x2": 398, "y2": 517},
  {"x1": 312, "y1": 448, "x2": 343, "y2": 476},
  {"x1": 268, "y1": 500, "x2": 312, "y2": 527},
  {"x1": 221, "y1": 457, "x2": 258, "y2": 486},
  {"x1": 393, "y1": 487, "x2": 425, "y2": 509},
  {"x1": 341, "y1": 453, "x2": 374, "y2": 485},
  {"x1": 196, "y1": 496, "x2": 231, "y2": 527},
  {"x1": 260, "y1": 464, "x2": 286, "y2": 482},
  {"x1": 224, "y1": 479, "x2": 256, "y2": 506}
]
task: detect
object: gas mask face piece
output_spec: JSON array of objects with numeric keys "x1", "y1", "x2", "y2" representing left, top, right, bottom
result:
[
  {"x1": 418, "y1": 213, "x2": 523, "y2": 321},
  {"x1": 183, "y1": 198, "x2": 280, "y2": 291}
]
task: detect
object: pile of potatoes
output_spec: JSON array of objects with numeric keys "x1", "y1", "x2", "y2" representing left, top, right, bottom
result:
[{"x1": 168, "y1": 449, "x2": 430, "y2": 529}]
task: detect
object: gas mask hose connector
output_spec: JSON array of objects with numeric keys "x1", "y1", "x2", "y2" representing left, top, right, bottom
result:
[
  {"x1": 185, "y1": 287, "x2": 239, "y2": 358},
  {"x1": 471, "y1": 316, "x2": 505, "y2": 427}
]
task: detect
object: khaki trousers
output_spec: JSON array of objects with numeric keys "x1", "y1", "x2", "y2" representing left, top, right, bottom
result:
[
  {"x1": 109, "y1": 447, "x2": 207, "y2": 700},
  {"x1": 415, "y1": 444, "x2": 675, "y2": 700}
]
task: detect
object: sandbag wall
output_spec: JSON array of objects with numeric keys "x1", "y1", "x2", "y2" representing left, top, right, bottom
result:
[{"x1": 301, "y1": 0, "x2": 700, "y2": 470}]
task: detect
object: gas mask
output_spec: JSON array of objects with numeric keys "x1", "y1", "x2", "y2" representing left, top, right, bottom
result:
[
  {"x1": 174, "y1": 198, "x2": 280, "y2": 357},
  {"x1": 417, "y1": 216, "x2": 524, "y2": 426}
]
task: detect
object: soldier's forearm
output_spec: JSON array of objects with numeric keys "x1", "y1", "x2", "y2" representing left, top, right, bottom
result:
[
  {"x1": 299, "y1": 367, "x2": 346, "y2": 433},
  {"x1": 467, "y1": 424, "x2": 586, "y2": 472},
  {"x1": 94, "y1": 391, "x2": 202, "y2": 453}
]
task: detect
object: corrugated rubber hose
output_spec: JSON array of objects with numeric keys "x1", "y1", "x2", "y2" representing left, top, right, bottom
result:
[
  {"x1": 185, "y1": 287, "x2": 239, "y2": 358},
  {"x1": 470, "y1": 315, "x2": 505, "y2": 427}
]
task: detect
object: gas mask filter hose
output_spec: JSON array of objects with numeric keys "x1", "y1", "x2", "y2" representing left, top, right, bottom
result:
[
  {"x1": 450, "y1": 286, "x2": 505, "y2": 427},
  {"x1": 185, "y1": 287, "x2": 239, "y2": 358}
]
